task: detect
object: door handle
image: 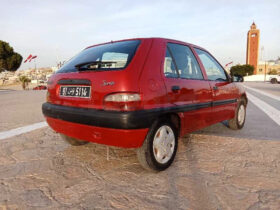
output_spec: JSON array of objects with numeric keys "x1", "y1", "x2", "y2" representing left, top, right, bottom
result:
[
  {"x1": 213, "y1": 86, "x2": 218, "y2": 90},
  {"x1": 172, "y1": 85, "x2": 180, "y2": 92}
]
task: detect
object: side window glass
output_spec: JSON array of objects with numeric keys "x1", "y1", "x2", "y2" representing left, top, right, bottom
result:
[
  {"x1": 166, "y1": 43, "x2": 203, "y2": 80},
  {"x1": 195, "y1": 49, "x2": 228, "y2": 81},
  {"x1": 164, "y1": 48, "x2": 179, "y2": 78}
]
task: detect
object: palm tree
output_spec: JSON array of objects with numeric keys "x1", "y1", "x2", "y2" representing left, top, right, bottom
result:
[{"x1": 19, "y1": 76, "x2": 31, "y2": 90}]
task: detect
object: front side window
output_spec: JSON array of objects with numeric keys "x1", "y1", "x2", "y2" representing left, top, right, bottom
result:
[
  {"x1": 195, "y1": 48, "x2": 228, "y2": 81},
  {"x1": 164, "y1": 43, "x2": 203, "y2": 80},
  {"x1": 57, "y1": 40, "x2": 140, "y2": 73}
]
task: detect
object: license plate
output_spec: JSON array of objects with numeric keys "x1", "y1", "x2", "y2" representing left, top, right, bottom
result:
[{"x1": 60, "y1": 86, "x2": 91, "y2": 98}]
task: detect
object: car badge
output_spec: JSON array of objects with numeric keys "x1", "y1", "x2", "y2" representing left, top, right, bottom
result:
[{"x1": 102, "y1": 80, "x2": 115, "y2": 86}]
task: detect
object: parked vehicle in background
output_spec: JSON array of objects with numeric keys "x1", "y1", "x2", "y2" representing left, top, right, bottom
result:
[
  {"x1": 269, "y1": 75, "x2": 280, "y2": 84},
  {"x1": 42, "y1": 38, "x2": 247, "y2": 171},
  {"x1": 33, "y1": 85, "x2": 47, "y2": 90}
]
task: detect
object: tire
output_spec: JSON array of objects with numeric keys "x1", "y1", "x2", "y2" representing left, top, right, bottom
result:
[
  {"x1": 60, "y1": 134, "x2": 89, "y2": 146},
  {"x1": 271, "y1": 78, "x2": 278, "y2": 84},
  {"x1": 137, "y1": 119, "x2": 178, "y2": 171},
  {"x1": 228, "y1": 100, "x2": 246, "y2": 130}
]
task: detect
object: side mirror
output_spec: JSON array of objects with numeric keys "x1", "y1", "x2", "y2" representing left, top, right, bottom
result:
[{"x1": 231, "y1": 75, "x2": 244, "y2": 83}]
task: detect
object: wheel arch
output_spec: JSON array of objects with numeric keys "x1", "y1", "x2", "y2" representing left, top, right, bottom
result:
[
  {"x1": 270, "y1": 78, "x2": 278, "y2": 84},
  {"x1": 241, "y1": 93, "x2": 248, "y2": 107},
  {"x1": 155, "y1": 112, "x2": 181, "y2": 136}
]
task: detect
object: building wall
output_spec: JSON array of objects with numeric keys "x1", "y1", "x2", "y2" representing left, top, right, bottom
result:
[
  {"x1": 246, "y1": 23, "x2": 260, "y2": 74},
  {"x1": 257, "y1": 64, "x2": 280, "y2": 74}
]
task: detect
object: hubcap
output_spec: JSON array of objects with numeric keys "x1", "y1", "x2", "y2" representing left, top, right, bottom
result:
[
  {"x1": 238, "y1": 104, "x2": 245, "y2": 125},
  {"x1": 153, "y1": 125, "x2": 175, "y2": 164}
]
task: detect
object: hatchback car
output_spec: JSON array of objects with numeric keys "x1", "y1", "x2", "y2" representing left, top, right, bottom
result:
[{"x1": 42, "y1": 38, "x2": 247, "y2": 171}]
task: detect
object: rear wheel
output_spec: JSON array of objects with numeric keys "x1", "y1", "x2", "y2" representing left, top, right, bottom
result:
[
  {"x1": 60, "y1": 134, "x2": 89, "y2": 146},
  {"x1": 228, "y1": 100, "x2": 246, "y2": 130},
  {"x1": 137, "y1": 120, "x2": 178, "y2": 171}
]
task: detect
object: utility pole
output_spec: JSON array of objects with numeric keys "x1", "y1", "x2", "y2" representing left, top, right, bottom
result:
[
  {"x1": 264, "y1": 61, "x2": 267, "y2": 82},
  {"x1": 260, "y1": 46, "x2": 264, "y2": 61},
  {"x1": 34, "y1": 58, "x2": 38, "y2": 85},
  {"x1": 262, "y1": 46, "x2": 266, "y2": 82}
]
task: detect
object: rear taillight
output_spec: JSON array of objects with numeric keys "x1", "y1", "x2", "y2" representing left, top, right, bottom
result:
[{"x1": 104, "y1": 93, "x2": 141, "y2": 111}]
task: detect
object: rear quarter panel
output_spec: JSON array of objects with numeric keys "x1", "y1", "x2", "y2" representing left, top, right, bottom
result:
[{"x1": 139, "y1": 38, "x2": 169, "y2": 110}]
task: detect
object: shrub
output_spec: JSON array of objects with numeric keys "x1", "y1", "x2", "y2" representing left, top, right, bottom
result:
[{"x1": 230, "y1": 64, "x2": 254, "y2": 76}]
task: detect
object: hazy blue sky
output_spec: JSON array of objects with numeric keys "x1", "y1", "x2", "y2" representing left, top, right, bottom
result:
[{"x1": 1, "y1": 0, "x2": 279, "y2": 69}]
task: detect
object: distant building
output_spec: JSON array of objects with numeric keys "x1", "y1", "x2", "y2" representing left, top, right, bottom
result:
[
  {"x1": 0, "y1": 71, "x2": 18, "y2": 85},
  {"x1": 246, "y1": 22, "x2": 260, "y2": 74},
  {"x1": 258, "y1": 58, "x2": 280, "y2": 75},
  {"x1": 51, "y1": 66, "x2": 58, "y2": 72}
]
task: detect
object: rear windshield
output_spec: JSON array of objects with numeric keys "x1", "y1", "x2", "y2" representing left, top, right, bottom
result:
[{"x1": 57, "y1": 40, "x2": 140, "y2": 73}]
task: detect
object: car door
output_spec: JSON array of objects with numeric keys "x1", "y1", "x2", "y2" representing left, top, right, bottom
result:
[
  {"x1": 194, "y1": 48, "x2": 238, "y2": 123},
  {"x1": 163, "y1": 42, "x2": 213, "y2": 134}
]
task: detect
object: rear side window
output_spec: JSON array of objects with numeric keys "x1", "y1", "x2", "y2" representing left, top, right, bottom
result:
[
  {"x1": 164, "y1": 43, "x2": 203, "y2": 80},
  {"x1": 195, "y1": 48, "x2": 228, "y2": 81},
  {"x1": 164, "y1": 47, "x2": 178, "y2": 78},
  {"x1": 57, "y1": 40, "x2": 140, "y2": 73}
]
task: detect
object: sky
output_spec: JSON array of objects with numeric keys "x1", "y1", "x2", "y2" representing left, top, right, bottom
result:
[{"x1": 1, "y1": 0, "x2": 279, "y2": 70}]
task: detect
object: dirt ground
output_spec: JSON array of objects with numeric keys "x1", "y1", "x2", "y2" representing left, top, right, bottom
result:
[{"x1": 0, "y1": 127, "x2": 279, "y2": 210}]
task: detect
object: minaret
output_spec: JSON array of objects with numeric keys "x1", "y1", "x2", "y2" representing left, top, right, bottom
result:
[{"x1": 246, "y1": 22, "x2": 260, "y2": 74}]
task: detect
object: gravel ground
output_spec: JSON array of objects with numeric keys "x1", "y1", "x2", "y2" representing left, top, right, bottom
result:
[{"x1": 0, "y1": 127, "x2": 279, "y2": 210}]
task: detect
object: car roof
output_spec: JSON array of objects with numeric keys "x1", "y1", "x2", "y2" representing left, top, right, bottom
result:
[{"x1": 85, "y1": 37, "x2": 206, "y2": 51}]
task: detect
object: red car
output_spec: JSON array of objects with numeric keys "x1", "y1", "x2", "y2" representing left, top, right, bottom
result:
[
  {"x1": 42, "y1": 38, "x2": 247, "y2": 171},
  {"x1": 33, "y1": 85, "x2": 47, "y2": 90}
]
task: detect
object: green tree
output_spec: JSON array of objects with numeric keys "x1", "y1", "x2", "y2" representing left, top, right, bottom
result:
[
  {"x1": 19, "y1": 76, "x2": 31, "y2": 90},
  {"x1": 0, "y1": 40, "x2": 23, "y2": 72},
  {"x1": 230, "y1": 64, "x2": 254, "y2": 77}
]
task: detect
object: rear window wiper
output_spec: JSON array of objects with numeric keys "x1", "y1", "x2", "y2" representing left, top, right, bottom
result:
[{"x1": 75, "y1": 61, "x2": 117, "y2": 71}]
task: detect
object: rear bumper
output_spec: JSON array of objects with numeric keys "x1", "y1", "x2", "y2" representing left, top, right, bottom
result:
[
  {"x1": 42, "y1": 102, "x2": 152, "y2": 148},
  {"x1": 46, "y1": 117, "x2": 149, "y2": 148},
  {"x1": 42, "y1": 102, "x2": 158, "y2": 129}
]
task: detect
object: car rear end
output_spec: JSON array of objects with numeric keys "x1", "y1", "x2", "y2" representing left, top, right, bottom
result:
[{"x1": 42, "y1": 39, "x2": 153, "y2": 148}]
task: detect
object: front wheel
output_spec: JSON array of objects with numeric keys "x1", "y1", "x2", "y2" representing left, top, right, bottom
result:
[
  {"x1": 137, "y1": 120, "x2": 178, "y2": 171},
  {"x1": 228, "y1": 100, "x2": 246, "y2": 130},
  {"x1": 271, "y1": 78, "x2": 278, "y2": 84}
]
